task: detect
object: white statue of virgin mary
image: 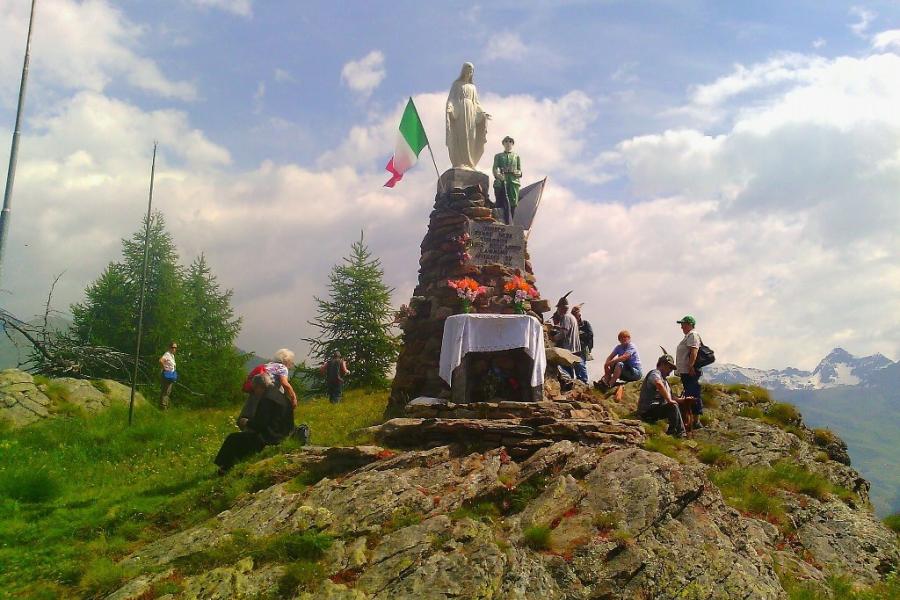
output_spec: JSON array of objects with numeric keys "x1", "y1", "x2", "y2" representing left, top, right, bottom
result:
[{"x1": 445, "y1": 62, "x2": 490, "y2": 170}]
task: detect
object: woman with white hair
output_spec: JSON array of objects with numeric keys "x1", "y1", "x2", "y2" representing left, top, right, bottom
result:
[
  {"x1": 214, "y1": 373, "x2": 294, "y2": 474},
  {"x1": 263, "y1": 348, "x2": 298, "y2": 408}
]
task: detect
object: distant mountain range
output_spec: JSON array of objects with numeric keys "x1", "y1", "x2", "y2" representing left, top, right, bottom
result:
[
  {"x1": 704, "y1": 348, "x2": 899, "y2": 517},
  {"x1": 703, "y1": 347, "x2": 897, "y2": 391}
]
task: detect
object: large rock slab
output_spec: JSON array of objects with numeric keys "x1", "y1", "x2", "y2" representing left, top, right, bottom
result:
[{"x1": 0, "y1": 369, "x2": 51, "y2": 427}]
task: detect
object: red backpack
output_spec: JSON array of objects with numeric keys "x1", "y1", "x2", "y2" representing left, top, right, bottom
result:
[{"x1": 242, "y1": 364, "x2": 268, "y2": 393}]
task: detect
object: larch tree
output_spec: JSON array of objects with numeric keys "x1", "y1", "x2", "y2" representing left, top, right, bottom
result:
[{"x1": 305, "y1": 233, "x2": 399, "y2": 389}]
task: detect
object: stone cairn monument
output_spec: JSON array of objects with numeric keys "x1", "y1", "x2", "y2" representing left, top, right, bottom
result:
[{"x1": 377, "y1": 63, "x2": 644, "y2": 457}]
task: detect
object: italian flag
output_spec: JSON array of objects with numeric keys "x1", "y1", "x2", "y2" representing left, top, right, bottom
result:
[{"x1": 384, "y1": 98, "x2": 429, "y2": 188}]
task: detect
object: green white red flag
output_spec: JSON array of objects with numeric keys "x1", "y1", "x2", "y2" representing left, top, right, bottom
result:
[{"x1": 384, "y1": 98, "x2": 429, "y2": 187}]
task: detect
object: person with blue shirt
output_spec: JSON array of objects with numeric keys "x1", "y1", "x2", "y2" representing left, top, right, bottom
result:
[{"x1": 598, "y1": 330, "x2": 642, "y2": 389}]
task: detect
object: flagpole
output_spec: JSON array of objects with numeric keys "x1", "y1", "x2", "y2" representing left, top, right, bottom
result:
[
  {"x1": 408, "y1": 97, "x2": 441, "y2": 179},
  {"x1": 0, "y1": 0, "x2": 38, "y2": 288},
  {"x1": 129, "y1": 142, "x2": 157, "y2": 426}
]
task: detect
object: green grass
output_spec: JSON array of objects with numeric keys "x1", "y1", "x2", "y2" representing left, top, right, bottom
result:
[
  {"x1": 722, "y1": 384, "x2": 771, "y2": 404},
  {"x1": 696, "y1": 443, "x2": 734, "y2": 467},
  {"x1": 811, "y1": 428, "x2": 839, "y2": 447},
  {"x1": 522, "y1": 525, "x2": 552, "y2": 550},
  {"x1": 642, "y1": 421, "x2": 685, "y2": 460},
  {"x1": 710, "y1": 461, "x2": 855, "y2": 529},
  {"x1": 780, "y1": 571, "x2": 900, "y2": 600},
  {"x1": 0, "y1": 388, "x2": 389, "y2": 598},
  {"x1": 884, "y1": 513, "x2": 900, "y2": 534},
  {"x1": 765, "y1": 402, "x2": 802, "y2": 427}
]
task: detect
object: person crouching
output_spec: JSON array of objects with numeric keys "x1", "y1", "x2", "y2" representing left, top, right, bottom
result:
[
  {"x1": 214, "y1": 373, "x2": 294, "y2": 474},
  {"x1": 636, "y1": 352, "x2": 686, "y2": 438}
]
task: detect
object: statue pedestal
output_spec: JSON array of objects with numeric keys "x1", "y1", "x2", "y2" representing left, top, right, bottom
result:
[{"x1": 438, "y1": 168, "x2": 489, "y2": 193}]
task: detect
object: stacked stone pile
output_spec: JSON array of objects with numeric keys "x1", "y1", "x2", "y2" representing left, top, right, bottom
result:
[{"x1": 389, "y1": 170, "x2": 550, "y2": 412}]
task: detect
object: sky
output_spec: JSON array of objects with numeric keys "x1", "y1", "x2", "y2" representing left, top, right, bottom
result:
[{"x1": 1, "y1": 0, "x2": 899, "y2": 371}]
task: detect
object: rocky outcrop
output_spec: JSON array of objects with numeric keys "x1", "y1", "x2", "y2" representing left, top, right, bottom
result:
[
  {"x1": 0, "y1": 368, "x2": 146, "y2": 428},
  {"x1": 107, "y1": 385, "x2": 898, "y2": 599}
]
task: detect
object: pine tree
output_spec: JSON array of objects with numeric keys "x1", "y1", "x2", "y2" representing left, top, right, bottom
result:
[
  {"x1": 305, "y1": 234, "x2": 399, "y2": 388},
  {"x1": 179, "y1": 254, "x2": 245, "y2": 404},
  {"x1": 70, "y1": 212, "x2": 244, "y2": 403}
]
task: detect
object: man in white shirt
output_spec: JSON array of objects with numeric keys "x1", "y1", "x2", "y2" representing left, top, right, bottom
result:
[
  {"x1": 159, "y1": 342, "x2": 178, "y2": 409},
  {"x1": 675, "y1": 316, "x2": 702, "y2": 417}
]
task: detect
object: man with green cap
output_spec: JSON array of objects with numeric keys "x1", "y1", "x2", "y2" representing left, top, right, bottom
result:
[
  {"x1": 676, "y1": 315, "x2": 703, "y2": 417},
  {"x1": 637, "y1": 351, "x2": 685, "y2": 437},
  {"x1": 492, "y1": 136, "x2": 521, "y2": 224}
]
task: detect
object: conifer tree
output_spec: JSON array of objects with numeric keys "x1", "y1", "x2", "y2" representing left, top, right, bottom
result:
[
  {"x1": 70, "y1": 212, "x2": 244, "y2": 403},
  {"x1": 305, "y1": 234, "x2": 398, "y2": 388}
]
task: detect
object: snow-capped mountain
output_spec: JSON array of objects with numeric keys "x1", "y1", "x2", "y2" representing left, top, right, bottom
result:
[{"x1": 702, "y1": 347, "x2": 895, "y2": 391}]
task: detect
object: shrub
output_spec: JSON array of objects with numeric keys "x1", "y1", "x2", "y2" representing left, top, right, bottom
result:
[
  {"x1": 0, "y1": 469, "x2": 62, "y2": 503},
  {"x1": 277, "y1": 561, "x2": 325, "y2": 598},
  {"x1": 765, "y1": 403, "x2": 801, "y2": 427},
  {"x1": 452, "y1": 501, "x2": 502, "y2": 523},
  {"x1": 737, "y1": 407, "x2": 764, "y2": 419},
  {"x1": 812, "y1": 428, "x2": 838, "y2": 447},
  {"x1": 609, "y1": 528, "x2": 634, "y2": 547},
  {"x1": 508, "y1": 476, "x2": 548, "y2": 513},
  {"x1": 697, "y1": 444, "x2": 734, "y2": 467},
  {"x1": 884, "y1": 513, "x2": 900, "y2": 534},
  {"x1": 522, "y1": 525, "x2": 552, "y2": 550},
  {"x1": 260, "y1": 531, "x2": 333, "y2": 562},
  {"x1": 592, "y1": 511, "x2": 619, "y2": 531},
  {"x1": 725, "y1": 384, "x2": 771, "y2": 404},
  {"x1": 78, "y1": 558, "x2": 131, "y2": 597}
]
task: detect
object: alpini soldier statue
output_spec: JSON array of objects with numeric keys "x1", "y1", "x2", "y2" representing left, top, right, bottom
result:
[{"x1": 492, "y1": 136, "x2": 522, "y2": 224}]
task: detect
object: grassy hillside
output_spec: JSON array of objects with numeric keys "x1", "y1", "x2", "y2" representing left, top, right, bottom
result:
[
  {"x1": 0, "y1": 389, "x2": 389, "y2": 599},
  {"x1": 778, "y1": 387, "x2": 900, "y2": 516}
]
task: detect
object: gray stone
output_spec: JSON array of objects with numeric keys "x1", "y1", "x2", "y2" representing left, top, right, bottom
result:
[{"x1": 438, "y1": 168, "x2": 490, "y2": 194}]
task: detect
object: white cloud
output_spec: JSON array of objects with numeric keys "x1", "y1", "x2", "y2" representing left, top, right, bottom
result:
[
  {"x1": 849, "y1": 6, "x2": 875, "y2": 37},
  {"x1": 188, "y1": 0, "x2": 252, "y2": 17},
  {"x1": 252, "y1": 81, "x2": 265, "y2": 114},
  {"x1": 340, "y1": 51, "x2": 386, "y2": 99},
  {"x1": 610, "y1": 61, "x2": 640, "y2": 84},
  {"x1": 0, "y1": 0, "x2": 196, "y2": 102},
  {"x1": 484, "y1": 32, "x2": 527, "y2": 60},
  {"x1": 812, "y1": 37, "x2": 826, "y2": 49},
  {"x1": 872, "y1": 29, "x2": 900, "y2": 51},
  {"x1": 273, "y1": 68, "x2": 294, "y2": 83}
]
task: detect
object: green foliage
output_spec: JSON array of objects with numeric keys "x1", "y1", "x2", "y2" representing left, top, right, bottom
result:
[
  {"x1": 780, "y1": 571, "x2": 900, "y2": 600},
  {"x1": 812, "y1": 428, "x2": 838, "y2": 447},
  {"x1": 0, "y1": 469, "x2": 62, "y2": 503},
  {"x1": 738, "y1": 406, "x2": 764, "y2": 419},
  {"x1": 0, "y1": 388, "x2": 389, "y2": 597},
  {"x1": 522, "y1": 525, "x2": 552, "y2": 550},
  {"x1": 508, "y1": 475, "x2": 548, "y2": 513},
  {"x1": 451, "y1": 501, "x2": 502, "y2": 523},
  {"x1": 78, "y1": 557, "x2": 133, "y2": 598},
  {"x1": 592, "y1": 511, "x2": 620, "y2": 531},
  {"x1": 609, "y1": 527, "x2": 634, "y2": 547},
  {"x1": 724, "y1": 384, "x2": 771, "y2": 404},
  {"x1": 697, "y1": 443, "x2": 734, "y2": 467},
  {"x1": 643, "y1": 422, "x2": 685, "y2": 460},
  {"x1": 278, "y1": 561, "x2": 325, "y2": 598},
  {"x1": 384, "y1": 507, "x2": 424, "y2": 532},
  {"x1": 883, "y1": 512, "x2": 900, "y2": 534},
  {"x1": 766, "y1": 402, "x2": 802, "y2": 427},
  {"x1": 711, "y1": 461, "x2": 855, "y2": 528},
  {"x1": 70, "y1": 212, "x2": 244, "y2": 405},
  {"x1": 304, "y1": 233, "x2": 399, "y2": 389}
]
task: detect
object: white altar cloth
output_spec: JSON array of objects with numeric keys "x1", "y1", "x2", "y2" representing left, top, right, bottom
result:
[{"x1": 439, "y1": 313, "x2": 546, "y2": 387}]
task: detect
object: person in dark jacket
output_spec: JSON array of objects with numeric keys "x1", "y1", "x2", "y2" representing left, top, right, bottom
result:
[
  {"x1": 320, "y1": 351, "x2": 350, "y2": 404},
  {"x1": 571, "y1": 304, "x2": 593, "y2": 384},
  {"x1": 214, "y1": 374, "x2": 294, "y2": 474}
]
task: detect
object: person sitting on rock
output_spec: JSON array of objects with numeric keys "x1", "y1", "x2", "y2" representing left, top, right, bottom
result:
[
  {"x1": 598, "y1": 330, "x2": 642, "y2": 390},
  {"x1": 214, "y1": 373, "x2": 295, "y2": 474},
  {"x1": 636, "y1": 352, "x2": 686, "y2": 438}
]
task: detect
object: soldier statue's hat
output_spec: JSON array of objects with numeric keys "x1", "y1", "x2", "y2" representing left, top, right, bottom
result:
[
  {"x1": 502, "y1": 136, "x2": 515, "y2": 144},
  {"x1": 556, "y1": 291, "x2": 573, "y2": 308}
]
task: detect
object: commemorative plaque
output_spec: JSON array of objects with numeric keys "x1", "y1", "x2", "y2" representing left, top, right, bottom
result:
[{"x1": 468, "y1": 221, "x2": 526, "y2": 270}]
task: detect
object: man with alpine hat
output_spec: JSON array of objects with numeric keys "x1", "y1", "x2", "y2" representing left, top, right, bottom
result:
[
  {"x1": 676, "y1": 315, "x2": 703, "y2": 418},
  {"x1": 637, "y1": 351, "x2": 686, "y2": 438},
  {"x1": 550, "y1": 291, "x2": 581, "y2": 380}
]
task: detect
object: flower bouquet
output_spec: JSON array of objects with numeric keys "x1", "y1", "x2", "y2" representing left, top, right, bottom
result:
[
  {"x1": 448, "y1": 277, "x2": 489, "y2": 313},
  {"x1": 504, "y1": 276, "x2": 538, "y2": 314}
]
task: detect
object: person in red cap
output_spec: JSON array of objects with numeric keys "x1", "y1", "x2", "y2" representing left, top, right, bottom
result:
[{"x1": 676, "y1": 315, "x2": 703, "y2": 418}]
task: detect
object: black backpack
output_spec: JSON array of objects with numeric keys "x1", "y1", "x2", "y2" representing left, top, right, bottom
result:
[{"x1": 695, "y1": 337, "x2": 716, "y2": 369}]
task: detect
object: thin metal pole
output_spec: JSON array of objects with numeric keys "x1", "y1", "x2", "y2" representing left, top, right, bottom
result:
[
  {"x1": 0, "y1": 0, "x2": 38, "y2": 287},
  {"x1": 128, "y1": 142, "x2": 157, "y2": 426}
]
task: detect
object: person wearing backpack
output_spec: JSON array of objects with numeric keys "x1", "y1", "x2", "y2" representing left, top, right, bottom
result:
[
  {"x1": 320, "y1": 351, "x2": 350, "y2": 404},
  {"x1": 676, "y1": 316, "x2": 703, "y2": 418}
]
